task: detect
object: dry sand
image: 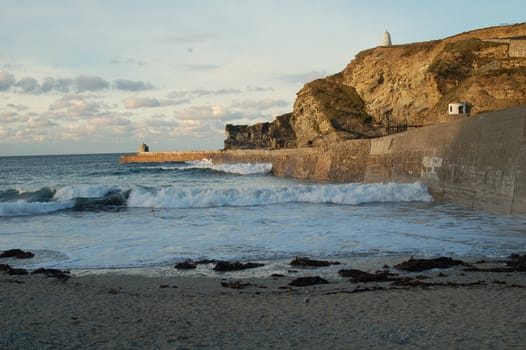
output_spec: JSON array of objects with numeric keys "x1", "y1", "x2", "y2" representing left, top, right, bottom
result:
[{"x1": 1, "y1": 259, "x2": 525, "y2": 349}]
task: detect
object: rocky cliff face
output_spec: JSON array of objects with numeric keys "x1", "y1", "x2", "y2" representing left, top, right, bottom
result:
[
  {"x1": 290, "y1": 75, "x2": 382, "y2": 147},
  {"x1": 224, "y1": 113, "x2": 296, "y2": 149},
  {"x1": 224, "y1": 23, "x2": 526, "y2": 149}
]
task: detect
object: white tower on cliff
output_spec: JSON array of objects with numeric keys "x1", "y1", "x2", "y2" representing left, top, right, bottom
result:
[{"x1": 382, "y1": 30, "x2": 392, "y2": 46}]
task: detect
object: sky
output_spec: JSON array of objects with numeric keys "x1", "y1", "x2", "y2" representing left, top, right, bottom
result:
[{"x1": 0, "y1": 0, "x2": 524, "y2": 156}]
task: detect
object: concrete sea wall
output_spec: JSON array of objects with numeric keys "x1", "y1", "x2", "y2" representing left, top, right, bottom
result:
[
  {"x1": 121, "y1": 105, "x2": 526, "y2": 215},
  {"x1": 365, "y1": 105, "x2": 526, "y2": 215}
]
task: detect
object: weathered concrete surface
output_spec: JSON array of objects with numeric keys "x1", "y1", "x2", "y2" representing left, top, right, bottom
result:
[
  {"x1": 364, "y1": 105, "x2": 526, "y2": 215},
  {"x1": 120, "y1": 105, "x2": 526, "y2": 215}
]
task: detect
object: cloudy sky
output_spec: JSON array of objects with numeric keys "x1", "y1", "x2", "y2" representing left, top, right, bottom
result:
[{"x1": 1, "y1": 0, "x2": 524, "y2": 156}]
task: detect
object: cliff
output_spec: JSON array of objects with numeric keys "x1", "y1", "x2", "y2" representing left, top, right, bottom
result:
[
  {"x1": 224, "y1": 113, "x2": 296, "y2": 149},
  {"x1": 224, "y1": 23, "x2": 526, "y2": 149}
]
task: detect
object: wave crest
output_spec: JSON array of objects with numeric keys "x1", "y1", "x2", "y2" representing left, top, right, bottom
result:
[
  {"x1": 53, "y1": 184, "x2": 119, "y2": 201},
  {"x1": 0, "y1": 200, "x2": 75, "y2": 216},
  {"x1": 0, "y1": 182, "x2": 432, "y2": 216},
  {"x1": 126, "y1": 182, "x2": 432, "y2": 209},
  {"x1": 186, "y1": 159, "x2": 272, "y2": 175}
]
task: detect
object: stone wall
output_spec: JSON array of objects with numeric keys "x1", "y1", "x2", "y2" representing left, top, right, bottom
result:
[
  {"x1": 484, "y1": 37, "x2": 526, "y2": 57},
  {"x1": 510, "y1": 39, "x2": 526, "y2": 57},
  {"x1": 209, "y1": 143, "x2": 370, "y2": 182},
  {"x1": 120, "y1": 151, "x2": 219, "y2": 163},
  {"x1": 363, "y1": 105, "x2": 526, "y2": 214}
]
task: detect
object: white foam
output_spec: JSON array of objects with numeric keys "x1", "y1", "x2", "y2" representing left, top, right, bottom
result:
[
  {"x1": 53, "y1": 184, "x2": 117, "y2": 201},
  {"x1": 0, "y1": 200, "x2": 75, "y2": 216},
  {"x1": 186, "y1": 159, "x2": 272, "y2": 175},
  {"x1": 127, "y1": 182, "x2": 433, "y2": 209}
]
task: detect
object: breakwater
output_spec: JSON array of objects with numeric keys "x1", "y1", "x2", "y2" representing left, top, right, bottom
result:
[{"x1": 120, "y1": 105, "x2": 526, "y2": 215}]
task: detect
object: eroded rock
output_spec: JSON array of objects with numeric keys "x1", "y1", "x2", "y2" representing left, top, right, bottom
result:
[
  {"x1": 31, "y1": 268, "x2": 71, "y2": 281},
  {"x1": 213, "y1": 261, "x2": 264, "y2": 272},
  {"x1": 464, "y1": 253, "x2": 526, "y2": 272},
  {"x1": 394, "y1": 257, "x2": 467, "y2": 272},
  {"x1": 7, "y1": 268, "x2": 28, "y2": 276},
  {"x1": 174, "y1": 261, "x2": 197, "y2": 270},
  {"x1": 224, "y1": 113, "x2": 296, "y2": 150},
  {"x1": 221, "y1": 281, "x2": 251, "y2": 289},
  {"x1": 290, "y1": 257, "x2": 340, "y2": 267},
  {"x1": 507, "y1": 253, "x2": 526, "y2": 271},
  {"x1": 289, "y1": 276, "x2": 328, "y2": 287},
  {"x1": 338, "y1": 269, "x2": 399, "y2": 283},
  {"x1": 0, "y1": 249, "x2": 35, "y2": 259}
]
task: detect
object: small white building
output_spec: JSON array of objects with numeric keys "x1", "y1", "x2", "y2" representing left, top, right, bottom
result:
[
  {"x1": 382, "y1": 30, "x2": 392, "y2": 46},
  {"x1": 448, "y1": 102, "x2": 471, "y2": 116}
]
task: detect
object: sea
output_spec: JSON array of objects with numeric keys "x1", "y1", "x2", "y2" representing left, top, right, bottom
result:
[{"x1": 1, "y1": 153, "x2": 525, "y2": 276}]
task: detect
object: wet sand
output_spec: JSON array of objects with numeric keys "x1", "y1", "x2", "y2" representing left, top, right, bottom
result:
[{"x1": 1, "y1": 259, "x2": 525, "y2": 349}]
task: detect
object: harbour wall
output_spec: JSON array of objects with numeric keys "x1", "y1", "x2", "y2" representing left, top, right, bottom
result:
[
  {"x1": 365, "y1": 105, "x2": 526, "y2": 215},
  {"x1": 121, "y1": 105, "x2": 526, "y2": 215}
]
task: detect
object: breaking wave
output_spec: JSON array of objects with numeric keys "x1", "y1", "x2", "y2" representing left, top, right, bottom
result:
[
  {"x1": 0, "y1": 200, "x2": 75, "y2": 217},
  {"x1": 0, "y1": 182, "x2": 432, "y2": 216},
  {"x1": 0, "y1": 185, "x2": 127, "y2": 217},
  {"x1": 136, "y1": 160, "x2": 273, "y2": 175},
  {"x1": 186, "y1": 159, "x2": 273, "y2": 175},
  {"x1": 126, "y1": 182, "x2": 433, "y2": 209}
]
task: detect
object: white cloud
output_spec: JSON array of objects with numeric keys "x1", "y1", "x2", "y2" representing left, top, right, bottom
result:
[
  {"x1": 7, "y1": 104, "x2": 28, "y2": 111},
  {"x1": 49, "y1": 95, "x2": 102, "y2": 117},
  {"x1": 184, "y1": 64, "x2": 222, "y2": 71},
  {"x1": 231, "y1": 99, "x2": 289, "y2": 110},
  {"x1": 109, "y1": 58, "x2": 148, "y2": 66},
  {"x1": 114, "y1": 79, "x2": 154, "y2": 91},
  {"x1": 74, "y1": 75, "x2": 109, "y2": 92},
  {"x1": 278, "y1": 70, "x2": 329, "y2": 84},
  {"x1": 60, "y1": 117, "x2": 133, "y2": 141},
  {"x1": 123, "y1": 96, "x2": 190, "y2": 109},
  {"x1": 0, "y1": 71, "x2": 15, "y2": 90},
  {"x1": 193, "y1": 88, "x2": 242, "y2": 96},
  {"x1": 174, "y1": 105, "x2": 231, "y2": 121},
  {"x1": 169, "y1": 88, "x2": 242, "y2": 99},
  {"x1": 246, "y1": 86, "x2": 275, "y2": 92},
  {"x1": 27, "y1": 116, "x2": 56, "y2": 128},
  {"x1": 123, "y1": 97, "x2": 161, "y2": 109},
  {"x1": 42, "y1": 77, "x2": 74, "y2": 93},
  {"x1": 15, "y1": 77, "x2": 41, "y2": 93},
  {"x1": 162, "y1": 33, "x2": 214, "y2": 44},
  {"x1": 0, "y1": 111, "x2": 23, "y2": 123}
]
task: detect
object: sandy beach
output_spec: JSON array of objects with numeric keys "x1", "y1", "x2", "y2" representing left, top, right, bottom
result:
[{"x1": 1, "y1": 257, "x2": 525, "y2": 350}]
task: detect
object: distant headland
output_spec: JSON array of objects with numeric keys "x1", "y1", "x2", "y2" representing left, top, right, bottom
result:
[{"x1": 121, "y1": 23, "x2": 526, "y2": 215}]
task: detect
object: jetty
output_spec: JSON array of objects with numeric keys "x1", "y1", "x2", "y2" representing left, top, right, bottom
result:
[{"x1": 120, "y1": 151, "x2": 221, "y2": 164}]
